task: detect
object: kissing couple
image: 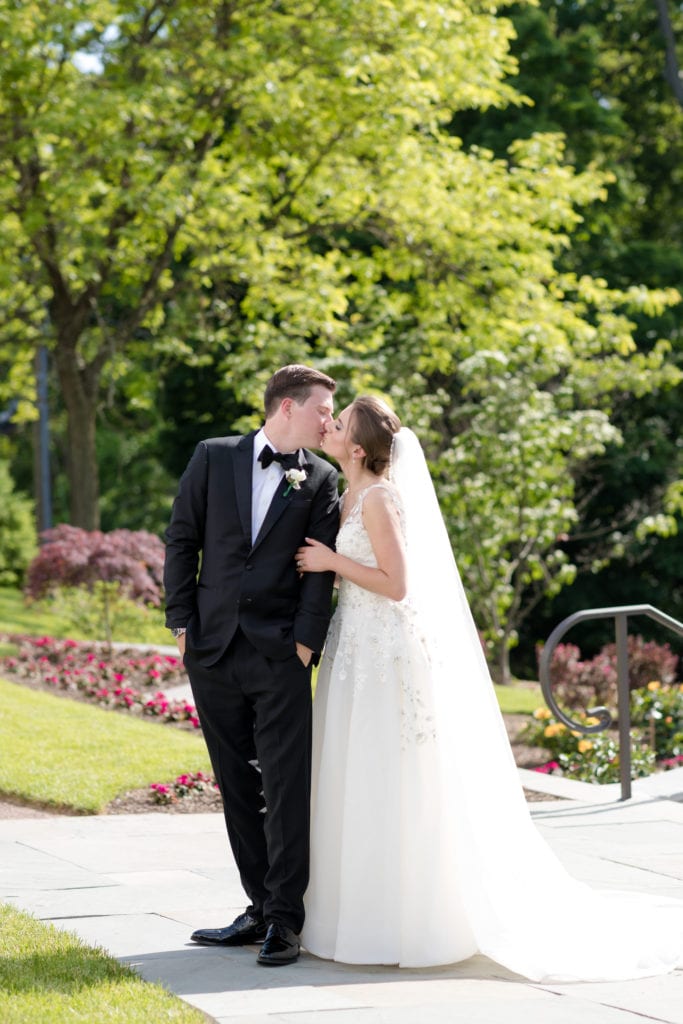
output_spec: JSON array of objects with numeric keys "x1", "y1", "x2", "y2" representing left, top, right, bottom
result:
[{"x1": 164, "y1": 364, "x2": 683, "y2": 980}]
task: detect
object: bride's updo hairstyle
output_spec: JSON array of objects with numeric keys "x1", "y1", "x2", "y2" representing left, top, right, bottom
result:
[{"x1": 350, "y1": 395, "x2": 401, "y2": 476}]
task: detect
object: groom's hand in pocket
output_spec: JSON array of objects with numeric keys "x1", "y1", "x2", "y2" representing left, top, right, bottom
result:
[{"x1": 295, "y1": 642, "x2": 313, "y2": 668}]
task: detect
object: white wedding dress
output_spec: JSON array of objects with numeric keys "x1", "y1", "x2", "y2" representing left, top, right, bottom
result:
[{"x1": 302, "y1": 431, "x2": 683, "y2": 981}]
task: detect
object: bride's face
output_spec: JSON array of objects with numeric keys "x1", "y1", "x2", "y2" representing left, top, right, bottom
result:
[{"x1": 322, "y1": 403, "x2": 356, "y2": 464}]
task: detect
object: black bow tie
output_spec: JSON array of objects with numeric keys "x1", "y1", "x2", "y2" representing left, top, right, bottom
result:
[{"x1": 258, "y1": 445, "x2": 301, "y2": 471}]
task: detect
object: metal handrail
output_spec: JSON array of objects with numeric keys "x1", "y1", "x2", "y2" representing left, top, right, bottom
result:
[{"x1": 538, "y1": 604, "x2": 683, "y2": 801}]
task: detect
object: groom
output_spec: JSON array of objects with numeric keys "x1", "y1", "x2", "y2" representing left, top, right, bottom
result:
[{"x1": 164, "y1": 364, "x2": 339, "y2": 965}]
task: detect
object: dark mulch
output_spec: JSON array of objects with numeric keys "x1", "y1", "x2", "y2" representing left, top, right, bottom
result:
[
  {"x1": 106, "y1": 787, "x2": 224, "y2": 815},
  {"x1": 0, "y1": 795, "x2": 78, "y2": 819}
]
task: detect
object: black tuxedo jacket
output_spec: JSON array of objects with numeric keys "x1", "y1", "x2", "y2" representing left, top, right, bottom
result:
[{"x1": 163, "y1": 431, "x2": 339, "y2": 666}]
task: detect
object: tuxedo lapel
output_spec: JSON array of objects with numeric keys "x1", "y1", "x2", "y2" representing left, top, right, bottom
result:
[
  {"x1": 252, "y1": 481, "x2": 292, "y2": 551},
  {"x1": 252, "y1": 449, "x2": 313, "y2": 552},
  {"x1": 233, "y1": 433, "x2": 255, "y2": 542}
]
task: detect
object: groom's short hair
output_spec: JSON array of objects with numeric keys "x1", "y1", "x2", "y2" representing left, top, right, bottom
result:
[{"x1": 264, "y1": 364, "x2": 336, "y2": 417}]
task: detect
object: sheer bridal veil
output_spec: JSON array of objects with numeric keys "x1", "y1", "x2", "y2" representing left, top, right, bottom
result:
[{"x1": 389, "y1": 427, "x2": 683, "y2": 981}]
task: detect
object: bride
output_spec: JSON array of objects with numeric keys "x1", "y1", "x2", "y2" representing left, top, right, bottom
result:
[{"x1": 296, "y1": 395, "x2": 683, "y2": 982}]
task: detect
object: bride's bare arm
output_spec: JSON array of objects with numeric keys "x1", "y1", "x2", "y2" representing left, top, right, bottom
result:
[{"x1": 296, "y1": 488, "x2": 407, "y2": 601}]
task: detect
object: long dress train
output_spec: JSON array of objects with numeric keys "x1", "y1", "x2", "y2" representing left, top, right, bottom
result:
[{"x1": 302, "y1": 456, "x2": 683, "y2": 981}]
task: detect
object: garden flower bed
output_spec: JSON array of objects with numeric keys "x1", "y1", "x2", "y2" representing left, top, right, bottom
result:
[
  {"x1": 522, "y1": 692, "x2": 683, "y2": 785},
  {"x1": 5, "y1": 633, "x2": 681, "y2": 813},
  {"x1": 0, "y1": 634, "x2": 218, "y2": 812},
  {"x1": 1, "y1": 634, "x2": 199, "y2": 729}
]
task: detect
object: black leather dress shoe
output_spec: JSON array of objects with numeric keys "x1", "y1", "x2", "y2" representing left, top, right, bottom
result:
[
  {"x1": 257, "y1": 923, "x2": 300, "y2": 966},
  {"x1": 190, "y1": 911, "x2": 267, "y2": 946}
]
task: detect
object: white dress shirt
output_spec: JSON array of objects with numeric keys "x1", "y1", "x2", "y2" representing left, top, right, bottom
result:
[{"x1": 251, "y1": 428, "x2": 302, "y2": 542}]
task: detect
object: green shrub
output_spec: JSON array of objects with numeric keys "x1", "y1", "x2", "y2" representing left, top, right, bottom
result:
[
  {"x1": 630, "y1": 681, "x2": 683, "y2": 759},
  {"x1": 36, "y1": 581, "x2": 168, "y2": 646},
  {"x1": 0, "y1": 461, "x2": 36, "y2": 585}
]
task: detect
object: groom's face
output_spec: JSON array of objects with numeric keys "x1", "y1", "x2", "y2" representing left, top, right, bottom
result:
[{"x1": 287, "y1": 385, "x2": 335, "y2": 450}]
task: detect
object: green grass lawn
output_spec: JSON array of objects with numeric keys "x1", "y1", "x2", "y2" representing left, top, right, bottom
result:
[
  {"x1": 0, "y1": 677, "x2": 211, "y2": 812},
  {"x1": 0, "y1": 904, "x2": 207, "y2": 1024},
  {"x1": 0, "y1": 586, "x2": 169, "y2": 645},
  {"x1": 0, "y1": 586, "x2": 72, "y2": 638},
  {"x1": 493, "y1": 682, "x2": 543, "y2": 715}
]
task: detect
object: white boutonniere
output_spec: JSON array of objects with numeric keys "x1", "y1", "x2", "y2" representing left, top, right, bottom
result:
[{"x1": 284, "y1": 468, "x2": 307, "y2": 496}]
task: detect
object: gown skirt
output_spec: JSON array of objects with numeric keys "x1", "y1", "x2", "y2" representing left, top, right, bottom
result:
[{"x1": 302, "y1": 485, "x2": 683, "y2": 980}]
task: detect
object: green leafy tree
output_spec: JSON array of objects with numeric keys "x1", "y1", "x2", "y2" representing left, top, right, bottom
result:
[
  {"x1": 450, "y1": 0, "x2": 683, "y2": 668},
  {"x1": 0, "y1": 0, "x2": 520, "y2": 527},
  {"x1": 438, "y1": 389, "x2": 615, "y2": 682}
]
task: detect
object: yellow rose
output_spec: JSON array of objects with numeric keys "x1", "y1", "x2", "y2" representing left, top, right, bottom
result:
[
  {"x1": 578, "y1": 739, "x2": 593, "y2": 753},
  {"x1": 647, "y1": 681, "x2": 661, "y2": 691},
  {"x1": 585, "y1": 716, "x2": 599, "y2": 726},
  {"x1": 533, "y1": 707, "x2": 552, "y2": 720}
]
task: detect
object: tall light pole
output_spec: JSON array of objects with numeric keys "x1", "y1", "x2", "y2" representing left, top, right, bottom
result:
[{"x1": 34, "y1": 344, "x2": 52, "y2": 533}]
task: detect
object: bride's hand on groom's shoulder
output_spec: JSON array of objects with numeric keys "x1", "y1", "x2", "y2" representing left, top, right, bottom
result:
[{"x1": 296, "y1": 537, "x2": 334, "y2": 575}]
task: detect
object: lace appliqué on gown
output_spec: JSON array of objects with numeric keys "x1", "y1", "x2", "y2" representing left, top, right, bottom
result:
[{"x1": 330, "y1": 483, "x2": 435, "y2": 746}]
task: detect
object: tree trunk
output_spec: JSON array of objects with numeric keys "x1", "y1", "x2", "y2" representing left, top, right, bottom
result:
[
  {"x1": 497, "y1": 637, "x2": 513, "y2": 686},
  {"x1": 654, "y1": 0, "x2": 683, "y2": 109},
  {"x1": 53, "y1": 339, "x2": 101, "y2": 530},
  {"x1": 64, "y1": 392, "x2": 100, "y2": 529}
]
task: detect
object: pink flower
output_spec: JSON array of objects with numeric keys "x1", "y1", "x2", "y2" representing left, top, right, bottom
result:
[{"x1": 534, "y1": 760, "x2": 559, "y2": 774}]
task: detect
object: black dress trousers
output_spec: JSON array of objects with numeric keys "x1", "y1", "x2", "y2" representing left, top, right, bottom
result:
[{"x1": 185, "y1": 628, "x2": 313, "y2": 934}]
